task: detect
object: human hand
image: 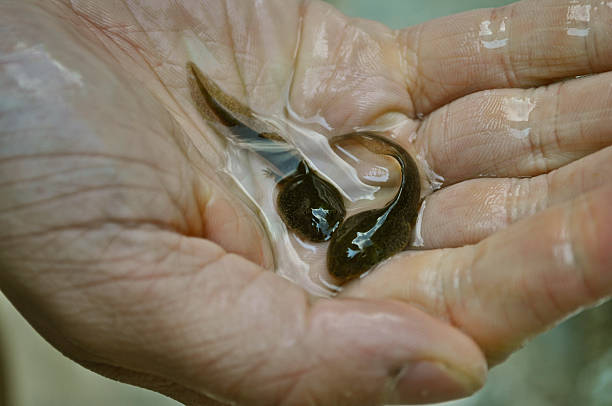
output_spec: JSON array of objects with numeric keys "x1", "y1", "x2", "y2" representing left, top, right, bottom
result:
[{"x1": 0, "y1": 1, "x2": 610, "y2": 406}]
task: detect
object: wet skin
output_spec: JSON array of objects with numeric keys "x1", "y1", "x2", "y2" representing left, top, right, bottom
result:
[{"x1": 188, "y1": 63, "x2": 421, "y2": 282}]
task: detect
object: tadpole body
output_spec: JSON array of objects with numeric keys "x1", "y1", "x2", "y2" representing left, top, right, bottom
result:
[{"x1": 326, "y1": 133, "x2": 421, "y2": 282}]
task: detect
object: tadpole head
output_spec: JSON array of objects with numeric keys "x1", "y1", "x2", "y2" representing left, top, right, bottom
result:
[
  {"x1": 276, "y1": 162, "x2": 346, "y2": 242},
  {"x1": 326, "y1": 210, "x2": 386, "y2": 282}
]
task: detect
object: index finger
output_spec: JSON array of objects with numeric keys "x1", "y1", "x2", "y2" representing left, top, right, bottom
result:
[{"x1": 398, "y1": 0, "x2": 612, "y2": 113}]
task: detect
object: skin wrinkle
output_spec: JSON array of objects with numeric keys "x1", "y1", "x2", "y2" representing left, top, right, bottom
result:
[
  {"x1": 291, "y1": 1, "x2": 306, "y2": 90},
  {"x1": 520, "y1": 267, "x2": 549, "y2": 329},
  {"x1": 576, "y1": 112, "x2": 589, "y2": 157},
  {"x1": 0, "y1": 163, "x2": 115, "y2": 188},
  {"x1": 552, "y1": 81, "x2": 564, "y2": 155},
  {"x1": 439, "y1": 250, "x2": 461, "y2": 328},
  {"x1": 439, "y1": 103, "x2": 454, "y2": 178},
  {"x1": 572, "y1": 195, "x2": 600, "y2": 301},
  {"x1": 221, "y1": 0, "x2": 247, "y2": 102},
  {"x1": 73, "y1": 1, "x2": 214, "y2": 156},
  {"x1": 166, "y1": 122, "x2": 206, "y2": 219},
  {"x1": 77, "y1": 360, "x2": 227, "y2": 406},
  {"x1": 498, "y1": 6, "x2": 519, "y2": 88},
  {"x1": 539, "y1": 258, "x2": 567, "y2": 321},
  {"x1": 522, "y1": 120, "x2": 546, "y2": 174},
  {"x1": 583, "y1": 9, "x2": 596, "y2": 76},
  {"x1": 543, "y1": 171, "x2": 555, "y2": 212},
  {"x1": 0, "y1": 152, "x2": 176, "y2": 176},
  {"x1": 269, "y1": 331, "x2": 319, "y2": 406},
  {"x1": 191, "y1": 174, "x2": 209, "y2": 238},
  {"x1": 417, "y1": 105, "x2": 447, "y2": 184},
  {"x1": 275, "y1": 373, "x2": 307, "y2": 406},
  {"x1": 225, "y1": 349, "x2": 280, "y2": 403},
  {"x1": 42, "y1": 235, "x2": 195, "y2": 295},
  {"x1": 152, "y1": 160, "x2": 194, "y2": 235},
  {"x1": 517, "y1": 179, "x2": 531, "y2": 219},
  {"x1": 10, "y1": 228, "x2": 97, "y2": 266},
  {"x1": 64, "y1": 2, "x2": 137, "y2": 63},
  {"x1": 502, "y1": 179, "x2": 514, "y2": 227},
  {"x1": 86, "y1": 346, "x2": 238, "y2": 406},
  {"x1": 529, "y1": 175, "x2": 547, "y2": 215},
  {"x1": 14, "y1": 274, "x2": 121, "y2": 360},
  {"x1": 301, "y1": 308, "x2": 348, "y2": 364},
  {"x1": 0, "y1": 183, "x2": 164, "y2": 214},
  {"x1": 393, "y1": 24, "x2": 419, "y2": 117},
  {"x1": 0, "y1": 126, "x2": 66, "y2": 139},
  {"x1": 184, "y1": 255, "x2": 251, "y2": 312},
  {"x1": 163, "y1": 120, "x2": 215, "y2": 230},
  {"x1": 42, "y1": 314, "x2": 121, "y2": 367},
  {"x1": 196, "y1": 323, "x2": 297, "y2": 403},
  {"x1": 512, "y1": 179, "x2": 525, "y2": 222},
  {"x1": 322, "y1": 19, "x2": 351, "y2": 122},
  {"x1": 0, "y1": 219, "x2": 180, "y2": 243},
  {"x1": 411, "y1": 22, "x2": 450, "y2": 103},
  {"x1": 220, "y1": 199, "x2": 243, "y2": 237},
  {"x1": 249, "y1": 346, "x2": 319, "y2": 406},
  {"x1": 462, "y1": 242, "x2": 498, "y2": 337}
]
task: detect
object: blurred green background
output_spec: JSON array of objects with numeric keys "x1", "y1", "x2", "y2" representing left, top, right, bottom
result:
[
  {"x1": 327, "y1": 0, "x2": 514, "y2": 29},
  {"x1": 2, "y1": 1, "x2": 611, "y2": 406}
]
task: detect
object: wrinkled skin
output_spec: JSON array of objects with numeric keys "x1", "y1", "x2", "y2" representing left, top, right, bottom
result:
[{"x1": 1, "y1": 0, "x2": 611, "y2": 405}]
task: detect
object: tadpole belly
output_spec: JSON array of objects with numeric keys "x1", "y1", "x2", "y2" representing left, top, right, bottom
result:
[{"x1": 326, "y1": 133, "x2": 421, "y2": 283}]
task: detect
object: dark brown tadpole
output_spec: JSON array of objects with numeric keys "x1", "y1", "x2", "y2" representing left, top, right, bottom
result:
[
  {"x1": 187, "y1": 62, "x2": 346, "y2": 243},
  {"x1": 327, "y1": 133, "x2": 421, "y2": 283},
  {"x1": 276, "y1": 161, "x2": 346, "y2": 242}
]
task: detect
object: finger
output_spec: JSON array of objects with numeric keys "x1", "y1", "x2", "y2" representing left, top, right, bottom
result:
[
  {"x1": 343, "y1": 184, "x2": 612, "y2": 364},
  {"x1": 398, "y1": 0, "x2": 612, "y2": 113},
  {"x1": 420, "y1": 146, "x2": 612, "y2": 249},
  {"x1": 0, "y1": 230, "x2": 487, "y2": 406},
  {"x1": 415, "y1": 72, "x2": 612, "y2": 184},
  {"x1": 290, "y1": 1, "x2": 416, "y2": 132}
]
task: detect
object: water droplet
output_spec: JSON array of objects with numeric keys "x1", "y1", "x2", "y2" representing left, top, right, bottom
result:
[
  {"x1": 567, "y1": 27, "x2": 590, "y2": 37},
  {"x1": 478, "y1": 17, "x2": 509, "y2": 49},
  {"x1": 566, "y1": 4, "x2": 592, "y2": 37}
]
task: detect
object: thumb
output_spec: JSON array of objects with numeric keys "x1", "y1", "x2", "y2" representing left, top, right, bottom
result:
[
  {"x1": 168, "y1": 251, "x2": 487, "y2": 405},
  {"x1": 114, "y1": 249, "x2": 487, "y2": 405},
  {"x1": 1, "y1": 232, "x2": 486, "y2": 405}
]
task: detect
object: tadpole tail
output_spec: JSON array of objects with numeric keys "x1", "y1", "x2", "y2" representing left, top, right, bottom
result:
[
  {"x1": 331, "y1": 132, "x2": 421, "y2": 222},
  {"x1": 188, "y1": 62, "x2": 253, "y2": 127},
  {"x1": 188, "y1": 62, "x2": 302, "y2": 178}
]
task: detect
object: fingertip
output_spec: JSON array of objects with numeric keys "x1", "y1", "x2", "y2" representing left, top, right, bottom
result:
[
  {"x1": 388, "y1": 359, "x2": 485, "y2": 405},
  {"x1": 307, "y1": 299, "x2": 487, "y2": 405}
]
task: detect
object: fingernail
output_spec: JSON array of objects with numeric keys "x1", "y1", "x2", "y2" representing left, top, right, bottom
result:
[{"x1": 389, "y1": 360, "x2": 484, "y2": 404}]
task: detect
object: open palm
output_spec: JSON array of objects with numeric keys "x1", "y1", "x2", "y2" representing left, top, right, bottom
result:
[{"x1": 1, "y1": 0, "x2": 611, "y2": 405}]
